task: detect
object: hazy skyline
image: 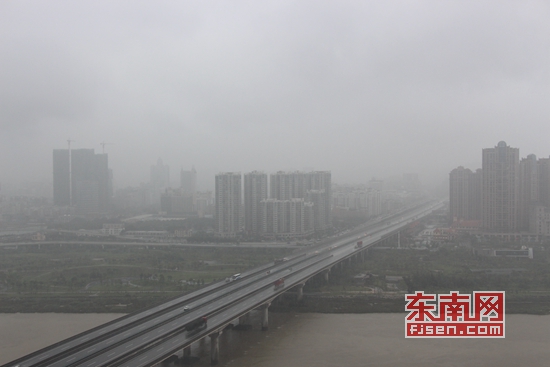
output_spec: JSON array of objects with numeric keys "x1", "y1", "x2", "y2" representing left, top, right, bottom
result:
[{"x1": 1, "y1": 1, "x2": 549, "y2": 191}]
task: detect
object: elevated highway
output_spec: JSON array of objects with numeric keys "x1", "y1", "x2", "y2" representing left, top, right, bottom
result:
[{"x1": 4, "y1": 200, "x2": 444, "y2": 367}]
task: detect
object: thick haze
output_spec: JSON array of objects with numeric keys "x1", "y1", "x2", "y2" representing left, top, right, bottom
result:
[{"x1": 1, "y1": 1, "x2": 549, "y2": 191}]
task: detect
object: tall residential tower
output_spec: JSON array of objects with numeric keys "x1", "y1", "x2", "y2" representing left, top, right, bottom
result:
[
  {"x1": 215, "y1": 172, "x2": 242, "y2": 237},
  {"x1": 244, "y1": 171, "x2": 268, "y2": 235},
  {"x1": 482, "y1": 141, "x2": 520, "y2": 232},
  {"x1": 53, "y1": 148, "x2": 110, "y2": 214}
]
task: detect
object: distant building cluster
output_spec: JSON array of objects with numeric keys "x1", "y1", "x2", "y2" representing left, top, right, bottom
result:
[
  {"x1": 111, "y1": 160, "x2": 212, "y2": 218},
  {"x1": 214, "y1": 171, "x2": 332, "y2": 239},
  {"x1": 450, "y1": 141, "x2": 550, "y2": 236},
  {"x1": 332, "y1": 186, "x2": 381, "y2": 217},
  {"x1": 331, "y1": 176, "x2": 424, "y2": 220}
]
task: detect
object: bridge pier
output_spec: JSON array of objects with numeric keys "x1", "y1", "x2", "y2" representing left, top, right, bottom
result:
[
  {"x1": 210, "y1": 331, "x2": 220, "y2": 365},
  {"x1": 183, "y1": 346, "x2": 191, "y2": 359},
  {"x1": 397, "y1": 231, "x2": 401, "y2": 249},
  {"x1": 296, "y1": 283, "x2": 305, "y2": 301},
  {"x1": 323, "y1": 269, "x2": 330, "y2": 282},
  {"x1": 261, "y1": 303, "x2": 270, "y2": 331}
]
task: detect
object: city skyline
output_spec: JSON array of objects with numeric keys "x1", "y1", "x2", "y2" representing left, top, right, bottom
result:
[{"x1": 450, "y1": 141, "x2": 550, "y2": 235}]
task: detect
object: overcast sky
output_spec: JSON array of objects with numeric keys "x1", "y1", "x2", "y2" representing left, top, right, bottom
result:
[{"x1": 1, "y1": 1, "x2": 549, "y2": 191}]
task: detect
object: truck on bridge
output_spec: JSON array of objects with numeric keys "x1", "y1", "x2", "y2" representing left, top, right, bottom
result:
[
  {"x1": 355, "y1": 240, "x2": 363, "y2": 249},
  {"x1": 274, "y1": 278, "x2": 285, "y2": 290},
  {"x1": 185, "y1": 316, "x2": 207, "y2": 332}
]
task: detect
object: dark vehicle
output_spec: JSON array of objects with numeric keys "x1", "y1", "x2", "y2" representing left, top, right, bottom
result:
[
  {"x1": 274, "y1": 278, "x2": 285, "y2": 290},
  {"x1": 185, "y1": 316, "x2": 207, "y2": 332},
  {"x1": 355, "y1": 240, "x2": 363, "y2": 249}
]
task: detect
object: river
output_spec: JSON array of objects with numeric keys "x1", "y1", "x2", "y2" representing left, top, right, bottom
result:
[{"x1": 1, "y1": 313, "x2": 550, "y2": 366}]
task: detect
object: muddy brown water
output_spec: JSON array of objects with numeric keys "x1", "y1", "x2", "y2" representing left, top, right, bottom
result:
[{"x1": 1, "y1": 312, "x2": 550, "y2": 366}]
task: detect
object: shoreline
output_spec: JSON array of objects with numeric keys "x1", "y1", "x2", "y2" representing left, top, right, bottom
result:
[{"x1": 2, "y1": 293, "x2": 550, "y2": 315}]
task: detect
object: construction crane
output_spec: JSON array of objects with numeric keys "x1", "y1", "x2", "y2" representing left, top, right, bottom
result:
[{"x1": 100, "y1": 141, "x2": 114, "y2": 154}]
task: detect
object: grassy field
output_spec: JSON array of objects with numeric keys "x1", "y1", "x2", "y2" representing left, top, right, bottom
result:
[
  {"x1": 0, "y1": 243, "x2": 290, "y2": 312},
  {"x1": 294, "y1": 240, "x2": 550, "y2": 314}
]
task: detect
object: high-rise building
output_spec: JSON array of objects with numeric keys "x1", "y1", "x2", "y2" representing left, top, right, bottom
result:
[
  {"x1": 53, "y1": 149, "x2": 71, "y2": 206},
  {"x1": 244, "y1": 171, "x2": 268, "y2": 235},
  {"x1": 368, "y1": 178, "x2": 384, "y2": 191},
  {"x1": 538, "y1": 157, "x2": 550, "y2": 208},
  {"x1": 260, "y1": 198, "x2": 313, "y2": 239},
  {"x1": 150, "y1": 158, "x2": 170, "y2": 208},
  {"x1": 530, "y1": 205, "x2": 550, "y2": 235},
  {"x1": 449, "y1": 166, "x2": 482, "y2": 224},
  {"x1": 519, "y1": 154, "x2": 539, "y2": 230},
  {"x1": 305, "y1": 171, "x2": 332, "y2": 229},
  {"x1": 366, "y1": 188, "x2": 382, "y2": 218},
  {"x1": 269, "y1": 170, "x2": 332, "y2": 232},
  {"x1": 307, "y1": 190, "x2": 328, "y2": 231},
  {"x1": 180, "y1": 166, "x2": 197, "y2": 195},
  {"x1": 215, "y1": 172, "x2": 242, "y2": 237},
  {"x1": 482, "y1": 141, "x2": 520, "y2": 232},
  {"x1": 53, "y1": 148, "x2": 110, "y2": 213},
  {"x1": 270, "y1": 171, "x2": 305, "y2": 200},
  {"x1": 160, "y1": 188, "x2": 195, "y2": 216},
  {"x1": 151, "y1": 158, "x2": 170, "y2": 189},
  {"x1": 195, "y1": 191, "x2": 213, "y2": 218}
]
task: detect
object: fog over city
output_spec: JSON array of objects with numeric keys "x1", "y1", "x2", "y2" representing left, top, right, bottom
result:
[{"x1": 1, "y1": 1, "x2": 549, "y2": 191}]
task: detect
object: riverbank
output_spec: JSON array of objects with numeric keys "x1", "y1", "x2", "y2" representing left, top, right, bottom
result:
[
  {"x1": 3, "y1": 291, "x2": 550, "y2": 315},
  {"x1": 271, "y1": 293, "x2": 550, "y2": 315}
]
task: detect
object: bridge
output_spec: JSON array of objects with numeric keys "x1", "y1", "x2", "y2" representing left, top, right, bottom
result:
[{"x1": 3, "y1": 200, "x2": 444, "y2": 367}]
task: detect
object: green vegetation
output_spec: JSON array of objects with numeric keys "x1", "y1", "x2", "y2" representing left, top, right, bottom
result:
[
  {"x1": 297, "y1": 240, "x2": 550, "y2": 314},
  {"x1": 0, "y1": 243, "x2": 289, "y2": 313}
]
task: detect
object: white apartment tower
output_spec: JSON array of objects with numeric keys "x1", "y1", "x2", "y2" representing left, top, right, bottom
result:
[
  {"x1": 270, "y1": 170, "x2": 332, "y2": 232},
  {"x1": 244, "y1": 171, "x2": 268, "y2": 235},
  {"x1": 260, "y1": 198, "x2": 313, "y2": 238}
]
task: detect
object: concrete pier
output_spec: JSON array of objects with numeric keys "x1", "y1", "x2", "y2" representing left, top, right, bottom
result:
[
  {"x1": 261, "y1": 303, "x2": 270, "y2": 331},
  {"x1": 210, "y1": 332, "x2": 220, "y2": 365},
  {"x1": 398, "y1": 231, "x2": 401, "y2": 248},
  {"x1": 323, "y1": 269, "x2": 330, "y2": 282},
  {"x1": 183, "y1": 346, "x2": 191, "y2": 358},
  {"x1": 296, "y1": 283, "x2": 305, "y2": 301}
]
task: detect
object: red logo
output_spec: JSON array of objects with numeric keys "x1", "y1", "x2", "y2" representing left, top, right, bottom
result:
[{"x1": 405, "y1": 291, "x2": 505, "y2": 338}]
